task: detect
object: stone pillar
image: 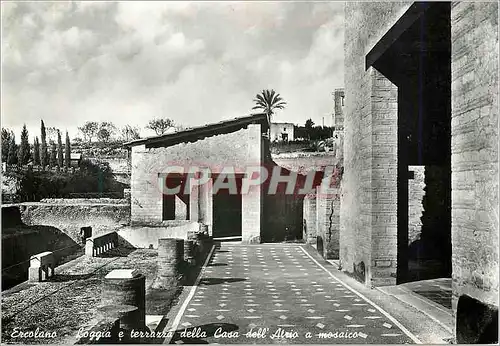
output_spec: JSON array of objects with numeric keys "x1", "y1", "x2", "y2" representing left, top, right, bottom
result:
[
  {"x1": 241, "y1": 177, "x2": 261, "y2": 244},
  {"x1": 189, "y1": 178, "x2": 199, "y2": 222},
  {"x1": 157, "y1": 238, "x2": 184, "y2": 287},
  {"x1": 184, "y1": 240, "x2": 196, "y2": 266},
  {"x1": 101, "y1": 269, "x2": 146, "y2": 332},
  {"x1": 369, "y1": 67, "x2": 398, "y2": 287},
  {"x1": 198, "y1": 177, "x2": 213, "y2": 236},
  {"x1": 123, "y1": 188, "x2": 131, "y2": 202}
]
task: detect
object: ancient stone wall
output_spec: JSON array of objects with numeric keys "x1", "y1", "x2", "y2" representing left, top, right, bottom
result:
[
  {"x1": 450, "y1": 1, "x2": 499, "y2": 322},
  {"x1": 303, "y1": 192, "x2": 317, "y2": 244},
  {"x1": 9, "y1": 201, "x2": 130, "y2": 242},
  {"x1": 343, "y1": 2, "x2": 412, "y2": 285}
]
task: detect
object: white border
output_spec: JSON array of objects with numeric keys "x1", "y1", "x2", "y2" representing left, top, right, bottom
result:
[
  {"x1": 299, "y1": 245, "x2": 422, "y2": 344},
  {"x1": 164, "y1": 244, "x2": 216, "y2": 344}
]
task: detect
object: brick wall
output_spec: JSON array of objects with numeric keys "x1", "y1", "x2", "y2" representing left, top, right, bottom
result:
[
  {"x1": 130, "y1": 124, "x2": 264, "y2": 241},
  {"x1": 450, "y1": 0, "x2": 499, "y2": 322},
  {"x1": 408, "y1": 165, "x2": 425, "y2": 245},
  {"x1": 343, "y1": 2, "x2": 412, "y2": 286},
  {"x1": 316, "y1": 186, "x2": 341, "y2": 260}
]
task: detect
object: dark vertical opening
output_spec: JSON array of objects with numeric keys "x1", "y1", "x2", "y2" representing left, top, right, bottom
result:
[
  {"x1": 162, "y1": 175, "x2": 190, "y2": 221},
  {"x1": 372, "y1": 2, "x2": 451, "y2": 284},
  {"x1": 212, "y1": 175, "x2": 242, "y2": 238}
]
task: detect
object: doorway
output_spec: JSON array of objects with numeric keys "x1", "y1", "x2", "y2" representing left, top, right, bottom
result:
[
  {"x1": 162, "y1": 175, "x2": 190, "y2": 221},
  {"x1": 212, "y1": 175, "x2": 242, "y2": 239},
  {"x1": 371, "y1": 2, "x2": 452, "y2": 284}
]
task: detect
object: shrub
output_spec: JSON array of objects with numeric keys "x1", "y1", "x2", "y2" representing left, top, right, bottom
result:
[{"x1": 10, "y1": 159, "x2": 125, "y2": 202}]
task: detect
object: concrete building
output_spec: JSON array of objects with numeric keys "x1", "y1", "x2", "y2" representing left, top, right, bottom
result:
[
  {"x1": 341, "y1": 2, "x2": 498, "y2": 342},
  {"x1": 270, "y1": 122, "x2": 295, "y2": 142},
  {"x1": 125, "y1": 114, "x2": 269, "y2": 244}
]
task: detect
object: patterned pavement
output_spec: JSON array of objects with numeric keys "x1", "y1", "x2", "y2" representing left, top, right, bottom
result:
[{"x1": 169, "y1": 243, "x2": 417, "y2": 344}]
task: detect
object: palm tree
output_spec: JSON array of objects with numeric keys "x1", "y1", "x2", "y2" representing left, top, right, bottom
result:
[{"x1": 252, "y1": 89, "x2": 287, "y2": 122}]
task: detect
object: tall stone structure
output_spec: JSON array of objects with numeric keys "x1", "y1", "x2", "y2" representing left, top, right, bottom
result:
[
  {"x1": 342, "y1": 2, "x2": 498, "y2": 341},
  {"x1": 332, "y1": 88, "x2": 345, "y2": 132}
]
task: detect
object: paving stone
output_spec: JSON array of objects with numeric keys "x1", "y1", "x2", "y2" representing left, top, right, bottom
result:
[{"x1": 172, "y1": 243, "x2": 415, "y2": 344}]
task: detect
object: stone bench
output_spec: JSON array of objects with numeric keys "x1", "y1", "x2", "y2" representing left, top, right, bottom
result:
[
  {"x1": 28, "y1": 251, "x2": 55, "y2": 282},
  {"x1": 85, "y1": 231, "x2": 118, "y2": 257}
]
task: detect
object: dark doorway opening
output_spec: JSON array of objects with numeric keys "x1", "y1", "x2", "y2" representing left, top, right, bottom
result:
[
  {"x1": 371, "y1": 2, "x2": 452, "y2": 284},
  {"x1": 162, "y1": 175, "x2": 190, "y2": 221},
  {"x1": 212, "y1": 175, "x2": 242, "y2": 239}
]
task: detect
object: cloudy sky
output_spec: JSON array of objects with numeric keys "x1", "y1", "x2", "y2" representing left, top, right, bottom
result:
[{"x1": 2, "y1": 1, "x2": 344, "y2": 140}]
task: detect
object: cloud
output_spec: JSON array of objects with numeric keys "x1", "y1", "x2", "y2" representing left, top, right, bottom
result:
[{"x1": 1, "y1": 2, "x2": 344, "y2": 140}]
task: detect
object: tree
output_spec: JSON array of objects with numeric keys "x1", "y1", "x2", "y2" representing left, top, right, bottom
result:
[
  {"x1": 40, "y1": 120, "x2": 48, "y2": 166},
  {"x1": 78, "y1": 121, "x2": 99, "y2": 143},
  {"x1": 57, "y1": 130, "x2": 63, "y2": 167},
  {"x1": 33, "y1": 137, "x2": 41, "y2": 166},
  {"x1": 305, "y1": 119, "x2": 315, "y2": 140},
  {"x1": 97, "y1": 128, "x2": 111, "y2": 143},
  {"x1": 2, "y1": 128, "x2": 13, "y2": 162},
  {"x1": 97, "y1": 122, "x2": 117, "y2": 143},
  {"x1": 252, "y1": 89, "x2": 287, "y2": 121},
  {"x1": 7, "y1": 136, "x2": 18, "y2": 165},
  {"x1": 120, "y1": 125, "x2": 141, "y2": 141},
  {"x1": 17, "y1": 124, "x2": 31, "y2": 165},
  {"x1": 305, "y1": 119, "x2": 315, "y2": 129},
  {"x1": 146, "y1": 118, "x2": 174, "y2": 135},
  {"x1": 46, "y1": 127, "x2": 58, "y2": 143},
  {"x1": 49, "y1": 142, "x2": 57, "y2": 167},
  {"x1": 65, "y1": 131, "x2": 71, "y2": 168}
]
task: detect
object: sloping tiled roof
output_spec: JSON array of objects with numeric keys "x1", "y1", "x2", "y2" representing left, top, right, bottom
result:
[{"x1": 124, "y1": 113, "x2": 269, "y2": 148}]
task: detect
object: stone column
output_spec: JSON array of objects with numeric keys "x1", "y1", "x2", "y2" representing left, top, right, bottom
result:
[
  {"x1": 188, "y1": 177, "x2": 199, "y2": 222},
  {"x1": 198, "y1": 176, "x2": 213, "y2": 236},
  {"x1": 157, "y1": 238, "x2": 184, "y2": 287},
  {"x1": 304, "y1": 192, "x2": 317, "y2": 245},
  {"x1": 369, "y1": 67, "x2": 398, "y2": 286},
  {"x1": 241, "y1": 177, "x2": 261, "y2": 244},
  {"x1": 101, "y1": 269, "x2": 146, "y2": 333},
  {"x1": 184, "y1": 240, "x2": 196, "y2": 266}
]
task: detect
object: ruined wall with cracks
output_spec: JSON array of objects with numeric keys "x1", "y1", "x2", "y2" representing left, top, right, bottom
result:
[
  {"x1": 450, "y1": 1, "x2": 499, "y2": 320},
  {"x1": 316, "y1": 185, "x2": 341, "y2": 260},
  {"x1": 6, "y1": 201, "x2": 130, "y2": 242},
  {"x1": 303, "y1": 168, "x2": 342, "y2": 259}
]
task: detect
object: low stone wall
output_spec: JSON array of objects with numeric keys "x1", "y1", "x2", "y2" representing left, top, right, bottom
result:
[
  {"x1": 39, "y1": 198, "x2": 128, "y2": 204},
  {"x1": 2, "y1": 225, "x2": 80, "y2": 289},
  {"x1": 118, "y1": 221, "x2": 201, "y2": 249},
  {"x1": 272, "y1": 152, "x2": 339, "y2": 174},
  {"x1": 5, "y1": 201, "x2": 130, "y2": 243}
]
